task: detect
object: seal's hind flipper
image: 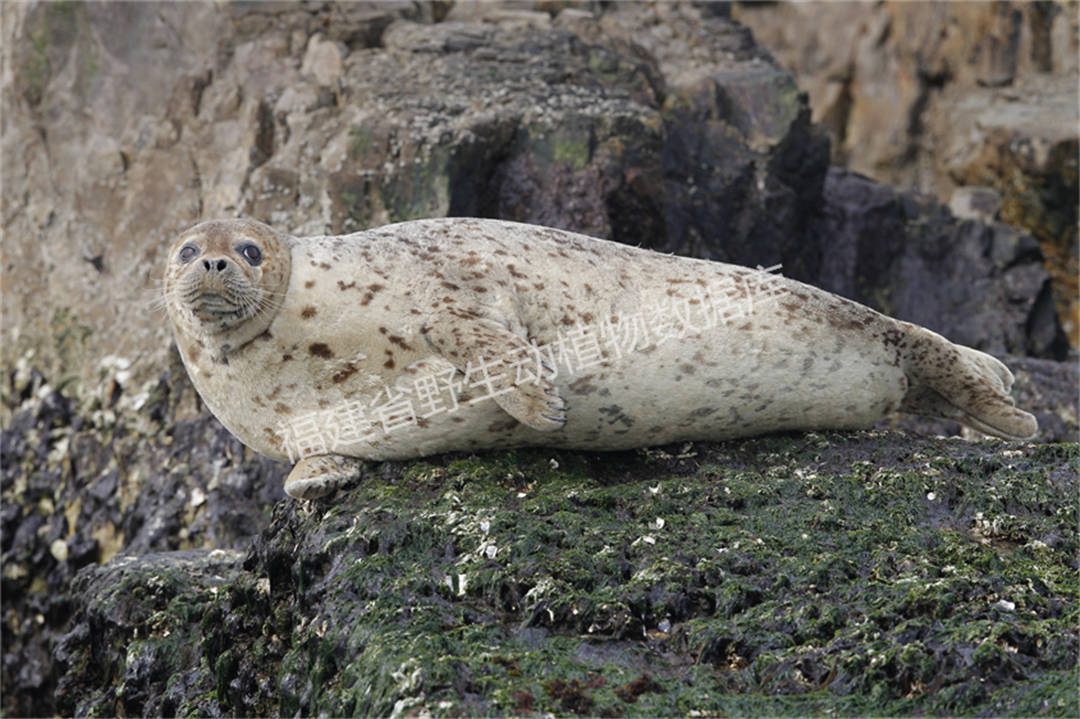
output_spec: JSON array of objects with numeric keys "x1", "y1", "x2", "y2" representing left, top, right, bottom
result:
[{"x1": 899, "y1": 324, "x2": 1037, "y2": 440}]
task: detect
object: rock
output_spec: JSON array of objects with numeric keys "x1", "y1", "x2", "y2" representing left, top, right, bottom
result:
[
  {"x1": 949, "y1": 186, "x2": 1003, "y2": 224},
  {"x1": 936, "y1": 74, "x2": 1079, "y2": 348},
  {"x1": 1006, "y1": 355, "x2": 1080, "y2": 443},
  {"x1": 732, "y1": 1, "x2": 1079, "y2": 348},
  {"x1": 51, "y1": 436, "x2": 1080, "y2": 717},
  {"x1": 812, "y1": 167, "x2": 1068, "y2": 360},
  {"x1": 733, "y1": 1, "x2": 1078, "y2": 187},
  {"x1": 299, "y1": 34, "x2": 345, "y2": 87},
  {"x1": 329, "y1": 17, "x2": 665, "y2": 243},
  {"x1": 1, "y1": 1, "x2": 426, "y2": 406},
  {"x1": 53, "y1": 549, "x2": 246, "y2": 717},
  {"x1": 0, "y1": 375, "x2": 285, "y2": 717}
]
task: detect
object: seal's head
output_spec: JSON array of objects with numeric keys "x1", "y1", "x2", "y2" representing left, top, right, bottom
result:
[{"x1": 164, "y1": 219, "x2": 292, "y2": 359}]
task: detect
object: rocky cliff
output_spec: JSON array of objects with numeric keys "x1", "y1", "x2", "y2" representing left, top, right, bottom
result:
[
  {"x1": 2, "y1": 2, "x2": 1077, "y2": 717},
  {"x1": 734, "y1": 0, "x2": 1080, "y2": 346}
]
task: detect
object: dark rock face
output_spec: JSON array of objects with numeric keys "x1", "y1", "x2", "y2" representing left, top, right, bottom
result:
[
  {"x1": 659, "y1": 66, "x2": 831, "y2": 281},
  {"x1": 329, "y1": 21, "x2": 668, "y2": 244},
  {"x1": 813, "y1": 168, "x2": 1069, "y2": 360},
  {"x1": 1, "y1": 373, "x2": 286, "y2": 717},
  {"x1": 736, "y1": 2, "x2": 1080, "y2": 349}
]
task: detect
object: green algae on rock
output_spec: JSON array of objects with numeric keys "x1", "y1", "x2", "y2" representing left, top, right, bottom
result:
[{"x1": 50, "y1": 435, "x2": 1078, "y2": 717}]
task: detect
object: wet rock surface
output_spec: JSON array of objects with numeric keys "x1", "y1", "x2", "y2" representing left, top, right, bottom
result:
[{"x1": 1, "y1": 370, "x2": 285, "y2": 717}]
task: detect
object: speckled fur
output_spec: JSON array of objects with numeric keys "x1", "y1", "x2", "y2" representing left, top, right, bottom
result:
[{"x1": 164, "y1": 218, "x2": 1037, "y2": 498}]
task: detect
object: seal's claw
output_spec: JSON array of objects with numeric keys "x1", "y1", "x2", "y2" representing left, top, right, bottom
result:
[
  {"x1": 497, "y1": 377, "x2": 568, "y2": 431},
  {"x1": 284, "y1": 455, "x2": 366, "y2": 499}
]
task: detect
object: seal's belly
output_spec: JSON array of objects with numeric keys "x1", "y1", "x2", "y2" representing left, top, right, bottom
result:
[{"x1": 213, "y1": 308, "x2": 907, "y2": 463}]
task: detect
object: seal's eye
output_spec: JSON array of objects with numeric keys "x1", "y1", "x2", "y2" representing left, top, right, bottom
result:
[
  {"x1": 238, "y1": 244, "x2": 262, "y2": 266},
  {"x1": 178, "y1": 245, "x2": 199, "y2": 263}
]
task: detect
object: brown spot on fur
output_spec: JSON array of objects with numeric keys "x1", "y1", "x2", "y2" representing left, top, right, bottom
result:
[
  {"x1": 282, "y1": 353, "x2": 293, "y2": 362},
  {"x1": 301, "y1": 306, "x2": 317, "y2": 319},
  {"x1": 442, "y1": 281, "x2": 460, "y2": 291},
  {"x1": 318, "y1": 262, "x2": 331, "y2": 270},
  {"x1": 360, "y1": 283, "x2": 385, "y2": 306},
  {"x1": 568, "y1": 375, "x2": 598, "y2": 394},
  {"x1": 304, "y1": 280, "x2": 315, "y2": 288},
  {"x1": 384, "y1": 358, "x2": 395, "y2": 369},
  {"x1": 332, "y1": 364, "x2": 359, "y2": 384},
  {"x1": 388, "y1": 335, "x2": 413, "y2": 350},
  {"x1": 338, "y1": 280, "x2": 357, "y2": 291},
  {"x1": 507, "y1": 264, "x2": 527, "y2": 279},
  {"x1": 309, "y1": 343, "x2": 333, "y2": 359},
  {"x1": 274, "y1": 403, "x2": 292, "y2": 414}
]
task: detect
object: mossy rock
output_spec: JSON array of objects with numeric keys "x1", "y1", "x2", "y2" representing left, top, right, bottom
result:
[{"x1": 53, "y1": 433, "x2": 1078, "y2": 717}]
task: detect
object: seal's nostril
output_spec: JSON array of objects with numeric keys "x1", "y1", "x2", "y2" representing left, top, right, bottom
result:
[
  {"x1": 203, "y1": 258, "x2": 228, "y2": 272},
  {"x1": 216, "y1": 259, "x2": 226, "y2": 271}
]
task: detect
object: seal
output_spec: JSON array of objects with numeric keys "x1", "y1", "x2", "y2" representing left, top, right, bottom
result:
[{"x1": 163, "y1": 217, "x2": 1038, "y2": 498}]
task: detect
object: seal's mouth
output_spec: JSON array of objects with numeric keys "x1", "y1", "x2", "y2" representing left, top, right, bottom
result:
[
  {"x1": 172, "y1": 263, "x2": 269, "y2": 333},
  {"x1": 187, "y1": 290, "x2": 246, "y2": 322}
]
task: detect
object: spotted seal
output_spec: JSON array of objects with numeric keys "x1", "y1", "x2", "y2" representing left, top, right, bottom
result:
[{"x1": 163, "y1": 217, "x2": 1038, "y2": 498}]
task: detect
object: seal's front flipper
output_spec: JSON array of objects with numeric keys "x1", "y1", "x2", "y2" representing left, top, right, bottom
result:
[
  {"x1": 899, "y1": 324, "x2": 1037, "y2": 440},
  {"x1": 421, "y1": 313, "x2": 567, "y2": 431},
  {"x1": 284, "y1": 455, "x2": 366, "y2": 499}
]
